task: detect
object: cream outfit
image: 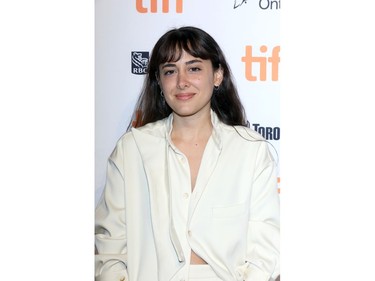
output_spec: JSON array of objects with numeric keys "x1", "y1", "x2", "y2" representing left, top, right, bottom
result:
[{"x1": 95, "y1": 111, "x2": 280, "y2": 281}]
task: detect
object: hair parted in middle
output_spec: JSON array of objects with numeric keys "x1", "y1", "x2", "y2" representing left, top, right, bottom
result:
[{"x1": 129, "y1": 26, "x2": 247, "y2": 129}]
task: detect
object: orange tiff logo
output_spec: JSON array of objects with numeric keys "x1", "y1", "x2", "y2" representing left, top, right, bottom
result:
[
  {"x1": 136, "y1": 0, "x2": 183, "y2": 13},
  {"x1": 242, "y1": 45, "x2": 280, "y2": 81}
]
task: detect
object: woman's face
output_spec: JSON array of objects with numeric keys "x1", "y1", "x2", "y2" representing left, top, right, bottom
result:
[{"x1": 158, "y1": 50, "x2": 223, "y2": 119}]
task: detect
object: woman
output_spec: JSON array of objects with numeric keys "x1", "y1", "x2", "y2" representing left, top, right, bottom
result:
[{"x1": 95, "y1": 26, "x2": 280, "y2": 281}]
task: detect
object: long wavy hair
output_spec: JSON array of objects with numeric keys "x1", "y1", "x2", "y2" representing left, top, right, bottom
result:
[{"x1": 128, "y1": 26, "x2": 247, "y2": 129}]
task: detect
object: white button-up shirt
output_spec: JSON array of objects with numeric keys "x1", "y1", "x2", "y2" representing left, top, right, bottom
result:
[{"x1": 95, "y1": 111, "x2": 280, "y2": 281}]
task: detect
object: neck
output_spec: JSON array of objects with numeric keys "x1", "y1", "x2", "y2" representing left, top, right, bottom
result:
[{"x1": 171, "y1": 111, "x2": 212, "y2": 142}]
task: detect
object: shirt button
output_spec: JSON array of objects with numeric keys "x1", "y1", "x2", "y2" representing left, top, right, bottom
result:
[
  {"x1": 183, "y1": 192, "x2": 189, "y2": 199},
  {"x1": 188, "y1": 230, "x2": 192, "y2": 237}
]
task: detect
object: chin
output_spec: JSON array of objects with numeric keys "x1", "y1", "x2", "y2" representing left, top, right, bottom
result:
[
  {"x1": 170, "y1": 103, "x2": 211, "y2": 118},
  {"x1": 173, "y1": 110, "x2": 196, "y2": 118}
]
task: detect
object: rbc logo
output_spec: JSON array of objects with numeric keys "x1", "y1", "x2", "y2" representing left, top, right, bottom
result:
[{"x1": 131, "y1": 52, "x2": 149, "y2": 75}]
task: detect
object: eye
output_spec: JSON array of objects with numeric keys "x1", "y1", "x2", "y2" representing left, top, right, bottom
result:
[
  {"x1": 163, "y1": 69, "x2": 175, "y2": 76},
  {"x1": 189, "y1": 66, "x2": 201, "y2": 72}
]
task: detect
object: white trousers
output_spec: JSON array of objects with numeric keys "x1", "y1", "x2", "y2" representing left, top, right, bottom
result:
[{"x1": 188, "y1": 264, "x2": 222, "y2": 281}]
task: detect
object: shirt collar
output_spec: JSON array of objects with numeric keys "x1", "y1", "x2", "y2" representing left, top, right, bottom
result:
[{"x1": 165, "y1": 109, "x2": 223, "y2": 151}]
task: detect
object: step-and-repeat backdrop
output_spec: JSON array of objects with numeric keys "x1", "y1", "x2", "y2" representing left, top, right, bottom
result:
[{"x1": 96, "y1": 0, "x2": 280, "y2": 204}]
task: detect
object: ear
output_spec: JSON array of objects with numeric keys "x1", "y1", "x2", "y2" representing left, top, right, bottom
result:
[{"x1": 213, "y1": 66, "x2": 224, "y2": 87}]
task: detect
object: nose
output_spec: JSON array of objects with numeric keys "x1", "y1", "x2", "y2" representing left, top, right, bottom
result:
[{"x1": 177, "y1": 71, "x2": 189, "y2": 90}]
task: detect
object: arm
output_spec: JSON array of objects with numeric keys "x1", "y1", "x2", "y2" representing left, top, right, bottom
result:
[
  {"x1": 95, "y1": 145, "x2": 129, "y2": 281},
  {"x1": 237, "y1": 142, "x2": 280, "y2": 281}
]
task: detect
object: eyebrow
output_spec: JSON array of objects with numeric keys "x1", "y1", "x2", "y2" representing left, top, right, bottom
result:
[{"x1": 161, "y1": 59, "x2": 203, "y2": 69}]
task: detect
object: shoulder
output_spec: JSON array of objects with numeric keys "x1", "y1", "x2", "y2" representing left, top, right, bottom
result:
[
  {"x1": 220, "y1": 123, "x2": 266, "y2": 143},
  {"x1": 131, "y1": 118, "x2": 168, "y2": 138},
  {"x1": 219, "y1": 123, "x2": 276, "y2": 161},
  {"x1": 116, "y1": 118, "x2": 167, "y2": 144},
  {"x1": 112, "y1": 118, "x2": 168, "y2": 157}
]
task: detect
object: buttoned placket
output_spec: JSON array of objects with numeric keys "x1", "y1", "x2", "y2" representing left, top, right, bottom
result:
[
  {"x1": 165, "y1": 112, "x2": 223, "y2": 281},
  {"x1": 165, "y1": 148, "x2": 188, "y2": 281}
]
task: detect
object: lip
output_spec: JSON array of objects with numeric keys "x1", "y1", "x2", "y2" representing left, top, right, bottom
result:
[{"x1": 175, "y1": 93, "x2": 195, "y2": 100}]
